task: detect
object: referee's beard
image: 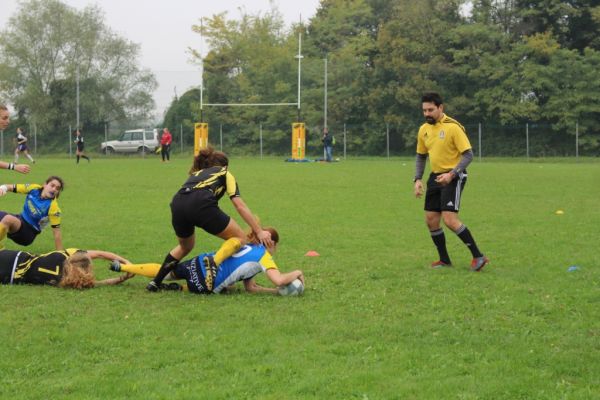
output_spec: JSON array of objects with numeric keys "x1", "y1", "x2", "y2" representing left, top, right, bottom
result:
[{"x1": 425, "y1": 116, "x2": 436, "y2": 124}]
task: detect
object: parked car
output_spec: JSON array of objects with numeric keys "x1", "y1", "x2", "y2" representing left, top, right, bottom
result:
[{"x1": 101, "y1": 129, "x2": 159, "y2": 154}]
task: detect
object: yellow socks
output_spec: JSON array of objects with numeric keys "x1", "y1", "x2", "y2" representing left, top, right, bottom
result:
[
  {"x1": 214, "y1": 237, "x2": 242, "y2": 266},
  {"x1": 119, "y1": 263, "x2": 161, "y2": 278},
  {"x1": 0, "y1": 223, "x2": 7, "y2": 250}
]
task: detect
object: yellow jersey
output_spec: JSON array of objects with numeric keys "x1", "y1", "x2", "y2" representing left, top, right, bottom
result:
[{"x1": 416, "y1": 115, "x2": 472, "y2": 173}]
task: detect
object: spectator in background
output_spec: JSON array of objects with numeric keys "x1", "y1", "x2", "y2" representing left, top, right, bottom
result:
[
  {"x1": 14, "y1": 127, "x2": 35, "y2": 164},
  {"x1": 322, "y1": 127, "x2": 333, "y2": 162},
  {"x1": 74, "y1": 129, "x2": 91, "y2": 164},
  {"x1": 161, "y1": 128, "x2": 172, "y2": 162}
]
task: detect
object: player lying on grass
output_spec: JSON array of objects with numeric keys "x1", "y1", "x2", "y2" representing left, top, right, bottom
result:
[
  {"x1": 0, "y1": 248, "x2": 133, "y2": 288},
  {"x1": 0, "y1": 176, "x2": 65, "y2": 250},
  {"x1": 110, "y1": 227, "x2": 304, "y2": 295}
]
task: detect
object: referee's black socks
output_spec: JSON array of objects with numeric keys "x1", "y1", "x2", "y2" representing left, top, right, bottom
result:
[
  {"x1": 454, "y1": 225, "x2": 483, "y2": 258},
  {"x1": 430, "y1": 228, "x2": 451, "y2": 264}
]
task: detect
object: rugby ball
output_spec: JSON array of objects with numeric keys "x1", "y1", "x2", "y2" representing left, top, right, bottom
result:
[{"x1": 278, "y1": 279, "x2": 304, "y2": 296}]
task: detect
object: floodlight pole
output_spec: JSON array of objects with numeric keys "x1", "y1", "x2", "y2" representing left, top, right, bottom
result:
[
  {"x1": 324, "y1": 54, "x2": 328, "y2": 129},
  {"x1": 295, "y1": 29, "x2": 303, "y2": 121},
  {"x1": 200, "y1": 17, "x2": 204, "y2": 122},
  {"x1": 76, "y1": 64, "x2": 80, "y2": 130}
]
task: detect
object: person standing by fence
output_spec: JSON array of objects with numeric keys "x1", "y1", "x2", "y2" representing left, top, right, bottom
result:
[
  {"x1": 322, "y1": 127, "x2": 333, "y2": 162},
  {"x1": 160, "y1": 128, "x2": 172, "y2": 162},
  {"x1": 413, "y1": 92, "x2": 489, "y2": 272}
]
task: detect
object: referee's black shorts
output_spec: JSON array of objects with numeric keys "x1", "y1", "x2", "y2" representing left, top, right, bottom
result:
[
  {"x1": 424, "y1": 171, "x2": 468, "y2": 213},
  {"x1": 170, "y1": 190, "x2": 231, "y2": 238}
]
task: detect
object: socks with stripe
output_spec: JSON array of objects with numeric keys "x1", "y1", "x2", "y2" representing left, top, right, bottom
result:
[
  {"x1": 430, "y1": 228, "x2": 451, "y2": 264},
  {"x1": 454, "y1": 224, "x2": 483, "y2": 258}
]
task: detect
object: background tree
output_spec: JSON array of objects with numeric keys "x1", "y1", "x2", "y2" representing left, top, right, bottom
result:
[
  {"x1": 0, "y1": 0, "x2": 156, "y2": 148},
  {"x1": 166, "y1": 0, "x2": 600, "y2": 156}
]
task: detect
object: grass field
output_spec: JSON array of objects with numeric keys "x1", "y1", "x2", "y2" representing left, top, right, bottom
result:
[{"x1": 0, "y1": 155, "x2": 598, "y2": 399}]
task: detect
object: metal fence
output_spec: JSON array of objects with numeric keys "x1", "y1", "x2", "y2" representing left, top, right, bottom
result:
[{"x1": 0, "y1": 121, "x2": 596, "y2": 159}]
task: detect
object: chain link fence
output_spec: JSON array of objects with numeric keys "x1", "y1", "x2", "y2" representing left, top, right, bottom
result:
[{"x1": 0, "y1": 121, "x2": 596, "y2": 159}]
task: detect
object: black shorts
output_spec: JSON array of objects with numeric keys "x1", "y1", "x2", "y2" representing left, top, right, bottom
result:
[
  {"x1": 0, "y1": 212, "x2": 40, "y2": 246},
  {"x1": 77, "y1": 143, "x2": 85, "y2": 151},
  {"x1": 424, "y1": 171, "x2": 468, "y2": 213},
  {"x1": 170, "y1": 190, "x2": 231, "y2": 238}
]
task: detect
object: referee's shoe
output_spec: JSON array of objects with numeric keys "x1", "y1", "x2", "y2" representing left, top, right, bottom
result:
[{"x1": 470, "y1": 256, "x2": 489, "y2": 272}]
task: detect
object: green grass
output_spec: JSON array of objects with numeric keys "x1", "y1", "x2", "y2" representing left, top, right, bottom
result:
[{"x1": 0, "y1": 155, "x2": 599, "y2": 399}]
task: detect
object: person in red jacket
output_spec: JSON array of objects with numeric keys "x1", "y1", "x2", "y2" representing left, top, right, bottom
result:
[{"x1": 160, "y1": 128, "x2": 172, "y2": 162}]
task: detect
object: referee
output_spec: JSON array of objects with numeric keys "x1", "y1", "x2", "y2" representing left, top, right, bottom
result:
[{"x1": 413, "y1": 92, "x2": 489, "y2": 271}]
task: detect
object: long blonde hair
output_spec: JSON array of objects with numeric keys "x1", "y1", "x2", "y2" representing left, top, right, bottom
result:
[{"x1": 59, "y1": 251, "x2": 95, "y2": 289}]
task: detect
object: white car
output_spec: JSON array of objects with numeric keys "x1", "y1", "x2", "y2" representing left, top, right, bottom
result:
[{"x1": 101, "y1": 129, "x2": 159, "y2": 154}]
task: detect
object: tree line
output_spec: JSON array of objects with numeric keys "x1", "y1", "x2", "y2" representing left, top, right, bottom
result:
[
  {"x1": 165, "y1": 0, "x2": 600, "y2": 156},
  {"x1": 2, "y1": 0, "x2": 600, "y2": 155}
]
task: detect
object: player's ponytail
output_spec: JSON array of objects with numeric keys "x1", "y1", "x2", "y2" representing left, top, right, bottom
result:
[
  {"x1": 59, "y1": 251, "x2": 95, "y2": 289},
  {"x1": 189, "y1": 146, "x2": 229, "y2": 174}
]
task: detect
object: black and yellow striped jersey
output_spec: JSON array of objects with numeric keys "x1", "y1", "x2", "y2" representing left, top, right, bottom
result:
[
  {"x1": 179, "y1": 166, "x2": 240, "y2": 200},
  {"x1": 3, "y1": 248, "x2": 80, "y2": 286},
  {"x1": 417, "y1": 114, "x2": 472, "y2": 173}
]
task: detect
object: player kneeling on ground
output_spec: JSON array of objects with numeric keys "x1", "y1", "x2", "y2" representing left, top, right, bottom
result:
[{"x1": 110, "y1": 227, "x2": 304, "y2": 295}]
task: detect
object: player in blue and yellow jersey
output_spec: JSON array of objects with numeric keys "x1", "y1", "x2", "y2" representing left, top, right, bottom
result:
[
  {"x1": 0, "y1": 176, "x2": 65, "y2": 250},
  {"x1": 111, "y1": 227, "x2": 304, "y2": 295},
  {"x1": 0, "y1": 247, "x2": 132, "y2": 288},
  {"x1": 147, "y1": 147, "x2": 273, "y2": 293},
  {"x1": 413, "y1": 93, "x2": 489, "y2": 271}
]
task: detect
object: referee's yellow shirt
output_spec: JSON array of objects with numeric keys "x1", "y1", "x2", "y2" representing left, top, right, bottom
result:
[{"x1": 416, "y1": 115, "x2": 472, "y2": 173}]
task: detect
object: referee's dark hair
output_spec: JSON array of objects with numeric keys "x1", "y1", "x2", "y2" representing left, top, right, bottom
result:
[{"x1": 421, "y1": 92, "x2": 443, "y2": 107}]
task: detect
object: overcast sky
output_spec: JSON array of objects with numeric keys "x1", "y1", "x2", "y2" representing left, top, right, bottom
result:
[{"x1": 1, "y1": 0, "x2": 321, "y2": 117}]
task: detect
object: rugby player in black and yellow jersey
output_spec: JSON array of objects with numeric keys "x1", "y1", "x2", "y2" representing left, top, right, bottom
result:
[
  {"x1": 0, "y1": 248, "x2": 132, "y2": 288},
  {"x1": 147, "y1": 147, "x2": 273, "y2": 292},
  {"x1": 413, "y1": 93, "x2": 489, "y2": 271}
]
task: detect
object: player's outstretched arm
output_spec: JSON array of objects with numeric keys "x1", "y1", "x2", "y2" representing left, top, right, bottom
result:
[
  {"x1": 265, "y1": 268, "x2": 304, "y2": 287},
  {"x1": 230, "y1": 196, "x2": 273, "y2": 247},
  {"x1": 243, "y1": 278, "x2": 278, "y2": 294},
  {"x1": 0, "y1": 162, "x2": 29, "y2": 174},
  {"x1": 95, "y1": 272, "x2": 135, "y2": 286},
  {"x1": 87, "y1": 250, "x2": 131, "y2": 265}
]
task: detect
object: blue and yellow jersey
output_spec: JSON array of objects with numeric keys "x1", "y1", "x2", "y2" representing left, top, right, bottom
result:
[
  {"x1": 14, "y1": 184, "x2": 61, "y2": 231},
  {"x1": 3, "y1": 248, "x2": 79, "y2": 285},
  {"x1": 176, "y1": 244, "x2": 278, "y2": 294},
  {"x1": 179, "y1": 166, "x2": 240, "y2": 201},
  {"x1": 417, "y1": 115, "x2": 472, "y2": 173}
]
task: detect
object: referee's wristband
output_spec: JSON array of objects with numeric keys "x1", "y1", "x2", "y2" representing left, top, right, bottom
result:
[{"x1": 8, "y1": 163, "x2": 14, "y2": 170}]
